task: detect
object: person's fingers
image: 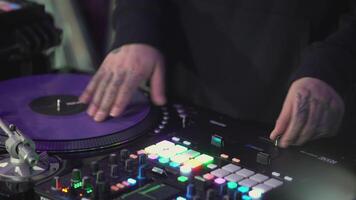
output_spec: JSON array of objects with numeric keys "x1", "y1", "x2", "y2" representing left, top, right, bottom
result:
[
  {"x1": 94, "y1": 73, "x2": 126, "y2": 122},
  {"x1": 270, "y1": 93, "x2": 293, "y2": 141},
  {"x1": 87, "y1": 73, "x2": 112, "y2": 117},
  {"x1": 295, "y1": 98, "x2": 324, "y2": 145},
  {"x1": 328, "y1": 98, "x2": 344, "y2": 137},
  {"x1": 279, "y1": 90, "x2": 310, "y2": 148},
  {"x1": 79, "y1": 72, "x2": 103, "y2": 103},
  {"x1": 312, "y1": 98, "x2": 340, "y2": 140},
  {"x1": 150, "y1": 62, "x2": 166, "y2": 105},
  {"x1": 110, "y1": 74, "x2": 140, "y2": 117}
]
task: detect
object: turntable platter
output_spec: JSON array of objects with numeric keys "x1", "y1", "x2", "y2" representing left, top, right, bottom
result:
[{"x1": 0, "y1": 74, "x2": 158, "y2": 152}]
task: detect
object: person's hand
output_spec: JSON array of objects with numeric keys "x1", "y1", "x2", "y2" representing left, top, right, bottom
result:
[
  {"x1": 270, "y1": 77, "x2": 344, "y2": 148},
  {"x1": 79, "y1": 44, "x2": 166, "y2": 122}
]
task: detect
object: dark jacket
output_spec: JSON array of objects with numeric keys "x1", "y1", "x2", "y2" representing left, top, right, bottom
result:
[{"x1": 112, "y1": 0, "x2": 356, "y2": 124}]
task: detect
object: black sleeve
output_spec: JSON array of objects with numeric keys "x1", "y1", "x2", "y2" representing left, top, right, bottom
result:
[
  {"x1": 111, "y1": 0, "x2": 161, "y2": 50},
  {"x1": 291, "y1": 2, "x2": 356, "y2": 96}
]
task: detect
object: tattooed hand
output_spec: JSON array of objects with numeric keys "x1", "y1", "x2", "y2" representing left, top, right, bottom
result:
[
  {"x1": 270, "y1": 77, "x2": 344, "y2": 148},
  {"x1": 79, "y1": 44, "x2": 166, "y2": 122}
]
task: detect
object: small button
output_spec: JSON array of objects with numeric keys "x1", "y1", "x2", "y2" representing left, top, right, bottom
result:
[
  {"x1": 116, "y1": 183, "x2": 125, "y2": 189},
  {"x1": 172, "y1": 137, "x2": 180, "y2": 142},
  {"x1": 214, "y1": 177, "x2": 226, "y2": 185},
  {"x1": 271, "y1": 172, "x2": 280, "y2": 177},
  {"x1": 220, "y1": 154, "x2": 229, "y2": 159},
  {"x1": 207, "y1": 163, "x2": 218, "y2": 170},
  {"x1": 111, "y1": 185, "x2": 119, "y2": 192},
  {"x1": 232, "y1": 158, "x2": 241, "y2": 164},
  {"x1": 177, "y1": 176, "x2": 189, "y2": 183},
  {"x1": 127, "y1": 178, "x2": 137, "y2": 186},
  {"x1": 284, "y1": 176, "x2": 293, "y2": 181},
  {"x1": 129, "y1": 154, "x2": 138, "y2": 159},
  {"x1": 137, "y1": 150, "x2": 146, "y2": 155},
  {"x1": 203, "y1": 173, "x2": 215, "y2": 181},
  {"x1": 148, "y1": 154, "x2": 158, "y2": 160},
  {"x1": 237, "y1": 186, "x2": 250, "y2": 193},
  {"x1": 180, "y1": 165, "x2": 192, "y2": 175},
  {"x1": 183, "y1": 141, "x2": 191, "y2": 146}
]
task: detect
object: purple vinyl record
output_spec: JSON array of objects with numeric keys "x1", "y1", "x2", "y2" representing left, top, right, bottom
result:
[{"x1": 0, "y1": 74, "x2": 151, "y2": 141}]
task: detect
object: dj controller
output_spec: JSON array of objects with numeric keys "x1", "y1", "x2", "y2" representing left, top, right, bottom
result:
[{"x1": 0, "y1": 74, "x2": 355, "y2": 200}]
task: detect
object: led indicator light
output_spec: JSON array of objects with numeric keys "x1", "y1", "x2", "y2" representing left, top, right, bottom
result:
[
  {"x1": 238, "y1": 186, "x2": 250, "y2": 193},
  {"x1": 203, "y1": 173, "x2": 215, "y2": 181},
  {"x1": 158, "y1": 157, "x2": 170, "y2": 164},
  {"x1": 211, "y1": 135, "x2": 224, "y2": 147},
  {"x1": 220, "y1": 154, "x2": 229, "y2": 159},
  {"x1": 169, "y1": 162, "x2": 180, "y2": 168},
  {"x1": 242, "y1": 195, "x2": 252, "y2": 200},
  {"x1": 249, "y1": 189, "x2": 262, "y2": 199},
  {"x1": 180, "y1": 165, "x2": 192, "y2": 175},
  {"x1": 227, "y1": 181, "x2": 238, "y2": 189},
  {"x1": 177, "y1": 176, "x2": 189, "y2": 183},
  {"x1": 61, "y1": 187, "x2": 69, "y2": 193},
  {"x1": 148, "y1": 154, "x2": 158, "y2": 160},
  {"x1": 172, "y1": 137, "x2": 180, "y2": 142},
  {"x1": 214, "y1": 178, "x2": 226, "y2": 185},
  {"x1": 127, "y1": 178, "x2": 137, "y2": 185}
]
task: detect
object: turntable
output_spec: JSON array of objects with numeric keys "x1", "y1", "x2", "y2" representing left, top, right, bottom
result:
[{"x1": 0, "y1": 74, "x2": 159, "y2": 153}]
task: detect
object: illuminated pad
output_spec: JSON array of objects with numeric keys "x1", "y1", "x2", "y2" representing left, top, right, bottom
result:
[
  {"x1": 171, "y1": 154, "x2": 190, "y2": 164},
  {"x1": 194, "y1": 154, "x2": 214, "y2": 165},
  {"x1": 156, "y1": 140, "x2": 175, "y2": 149},
  {"x1": 171, "y1": 145, "x2": 188, "y2": 155},
  {"x1": 158, "y1": 149, "x2": 176, "y2": 159},
  {"x1": 181, "y1": 150, "x2": 200, "y2": 159},
  {"x1": 253, "y1": 184, "x2": 272, "y2": 193},
  {"x1": 183, "y1": 159, "x2": 202, "y2": 170},
  {"x1": 144, "y1": 145, "x2": 159, "y2": 155}
]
